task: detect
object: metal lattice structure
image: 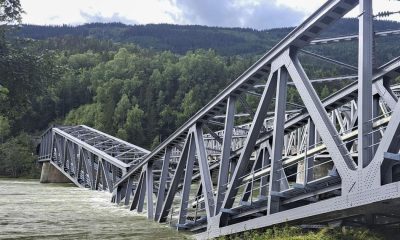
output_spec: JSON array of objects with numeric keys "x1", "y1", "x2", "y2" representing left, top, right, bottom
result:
[
  {"x1": 37, "y1": 0, "x2": 400, "y2": 239},
  {"x1": 38, "y1": 125, "x2": 150, "y2": 191}
]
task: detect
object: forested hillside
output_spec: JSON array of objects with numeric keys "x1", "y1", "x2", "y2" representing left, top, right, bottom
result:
[
  {"x1": 13, "y1": 19, "x2": 400, "y2": 56},
  {"x1": 1, "y1": 0, "x2": 400, "y2": 178}
]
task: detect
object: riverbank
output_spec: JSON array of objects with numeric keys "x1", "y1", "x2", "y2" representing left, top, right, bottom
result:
[{"x1": 217, "y1": 226, "x2": 386, "y2": 240}]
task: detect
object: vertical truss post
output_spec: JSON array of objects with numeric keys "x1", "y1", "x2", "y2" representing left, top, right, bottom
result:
[
  {"x1": 112, "y1": 166, "x2": 117, "y2": 185},
  {"x1": 101, "y1": 160, "x2": 112, "y2": 192},
  {"x1": 178, "y1": 134, "x2": 196, "y2": 226},
  {"x1": 130, "y1": 169, "x2": 145, "y2": 211},
  {"x1": 155, "y1": 148, "x2": 172, "y2": 221},
  {"x1": 305, "y1": 119, "x2": 315, "y2": 184},
  {"x1": 216, "y1": 96, "x2": 236, "y2": 214},
  {"x1": 146, "y1": 162, "x2": 154, "y2": 219},
  {"x1": 259, "y1": 143, "x2": 271, "y2": 198},
  {"x1": 297, "y1": 120, "x2": 316, "y2": 185},
  {"x1": 195, "y1": 184, "x2": 204, "y2": 211},
  {"x1": 87, "y1": 152, "x2": 96, "y2": 190},
  {"x1": 54, "y1": 135, "x2": 60, "y2": 162},
  {"x1": 158, "y1": 134, "x2": 192, "y2": 222},
  {"x1": 67, "y1": 143, "x2": 73, "y2": 174},
  {"x1": 372, "y1": 95, "x2": 380, "y2": 155},
  {"x1": 268, "y1": 67, "x2": 288, "y2": 214},
  {"x1": 358, "y1": 0, "x2": 373, "y2": 168},
  {"x1": 331, "y1": 111, "x2": 337, "y2": 130},
  {"x1": 46, "y1": 132, "x2": 51, "y2": 157},
  {"x1": 83, "y1": 150, "x2": 95, "y2": 190},
  {"x1": 137, "y1": 171, "x2": 147, "y2": 213},
  {"x1": 229, "y1": 159, "x2": 237, "y2": 182},
  {"x1": 50, "y1": 131, "x2": 55, "y2": 160},
  {"x1": 124, "y1": 176, "x2": 134, "y2": 205},
  {"x1": 62, "y1": 139, "x2": 67, "y2": 168},
  {"x1": 70, "y1": 143, "x2": 76, "y2": 175},
  {"x1": 56, "y1": 135, "x2": 61, "y2": 163},
  {"x1": 115, "y1": 181, "x2": 125, "y2": 204},
  {"x1": 77, "y1": 148, "x2": 83, "y2": 181},
  {"x1": 66, "y1": 142, "x2": 72, "y2": 173},
  {"x1": 193, "y1": 123, "x2": 216, "y2": 219},
  {"x1": 94, "y1": 157, "x2": 101, "y2": 190},
  {"x1": 286, "y1": 51, "x2": 356, "y2": 187},
  {"x1": 82, "y1": 152, "x2": 90, "y2": 186},
  {"x1": 47, "y1": 132, "x2": 52, "y2": 157}
]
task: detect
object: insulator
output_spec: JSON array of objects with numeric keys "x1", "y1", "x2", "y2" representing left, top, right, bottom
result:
[
  {"x1": 375, "y1": 11, "x2": 400, "y2": 18},
  {"x1": 376, "y1": 11, "x2": 391, "y2": 18}
]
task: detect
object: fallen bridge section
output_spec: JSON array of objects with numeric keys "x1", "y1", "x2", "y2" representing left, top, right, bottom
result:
[{"x1": 37, "y1": 125, "x2": 150, "y2": 192}]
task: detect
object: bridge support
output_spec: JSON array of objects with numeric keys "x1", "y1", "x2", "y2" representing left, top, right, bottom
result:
[{"x1": 40, "y1": 162, "x2": 72, "y2": 184}]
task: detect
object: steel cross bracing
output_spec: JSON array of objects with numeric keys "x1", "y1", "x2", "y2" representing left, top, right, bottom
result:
[
  {"x1": 38, "y1": 125, "x2": 150, "y2": 191},
  {"x1": 107, "y1": 0, "x2": 400, "y2": 238},
  {"x1": 36, "y1": 0, "x2": 400, "y2": 238}
]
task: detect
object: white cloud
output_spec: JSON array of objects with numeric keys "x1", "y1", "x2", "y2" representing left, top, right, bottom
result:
[
  {"x1": 20, "y1": 0, "x2": 180, "y2": 25},
  {"x1": 170, "y1": 0, "x2": 305, "y2": 29},
  {"x1": 20, "y1": 0, "x2": 400, "y2": 27}
]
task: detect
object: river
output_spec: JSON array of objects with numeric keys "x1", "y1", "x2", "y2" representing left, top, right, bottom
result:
[{"x1": 0, "y1": 179, "x2": 187, "y2": 240}]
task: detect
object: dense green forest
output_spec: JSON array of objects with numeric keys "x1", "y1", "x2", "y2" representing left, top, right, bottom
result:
[
  {"x1": 13, "y1": 19, "x2": 400, "y2": 56},
  {"x1": 1, "y1": 0, "x2": 400, "y2": 178}
]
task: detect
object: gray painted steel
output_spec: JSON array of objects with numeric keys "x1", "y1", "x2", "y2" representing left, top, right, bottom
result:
[
  {"x1": 38, "y1": 125, "x2": 150, "y2": 192},
  {"x1": 37, "y1": 0, "x2": 400, "y2": 238}
]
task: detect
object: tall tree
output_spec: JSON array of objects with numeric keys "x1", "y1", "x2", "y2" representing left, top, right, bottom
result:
[{"x1": 0, "y1": 0, "x2": 23, "y2": 25}]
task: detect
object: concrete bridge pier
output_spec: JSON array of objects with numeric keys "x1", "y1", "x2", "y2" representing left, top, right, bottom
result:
[{"x1": 40, "y1": 162, "x2": 72, "y2": 184}]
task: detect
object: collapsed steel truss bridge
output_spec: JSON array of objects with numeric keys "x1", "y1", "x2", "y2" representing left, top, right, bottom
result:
[{"x1": 38, "y1": 0, "x2": 400, "y2": 238}]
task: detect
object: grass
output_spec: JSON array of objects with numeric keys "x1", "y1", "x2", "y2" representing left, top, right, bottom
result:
[{"x1": 217, "y1": 226, "x2": 384, "y2": 240}]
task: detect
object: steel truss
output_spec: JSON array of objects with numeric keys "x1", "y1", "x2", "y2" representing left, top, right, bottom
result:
[
  {"x1": 38, "y1": 125, "x2": 150, "y2": 192},
  {"x1": 38, "y1": 0, "x2": 400, "y2": 239}
]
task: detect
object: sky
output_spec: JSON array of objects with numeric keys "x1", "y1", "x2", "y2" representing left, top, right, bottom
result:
[{"x1": 20, "y1": 0, "x2": 400, "y2": 29}]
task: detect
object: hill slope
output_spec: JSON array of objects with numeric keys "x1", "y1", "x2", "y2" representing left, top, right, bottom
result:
[{"x1": 14, "y1": 19, "x2": 400, "y2": 56}]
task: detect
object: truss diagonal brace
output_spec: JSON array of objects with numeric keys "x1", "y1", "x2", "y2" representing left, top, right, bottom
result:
[
  {"x1": 158, "y1": 133, "x2": 192, "y2": 222},
  {"x1": 365, "y1": 100, "x2": 400, "y2": 188},
  {"x1": 283, "y1": 49, "x2": 356, "y2": 186},
  {"x1": 154, "y1": 148, "x2": 171, "y2": 221},
  {"x1": 219, "y1": 70, "x2": 277, "y2": 221},
  {"x1": 216, "y1": 96, "x2": 236, "y2": 214},
  {"x1": 192, "y1": 123, "x2": 216, "y2": 219},
  {"x1": 373, "y1": 78, "x2": 398, "y2": 110}
]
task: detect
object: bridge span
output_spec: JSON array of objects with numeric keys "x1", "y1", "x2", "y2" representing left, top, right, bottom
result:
[
  {"x1": 38, "y1": 0, "x2": 400, "y2": 238},
  {"x1": 38, "y1": 125, "x2": 150, "y2": 191}
]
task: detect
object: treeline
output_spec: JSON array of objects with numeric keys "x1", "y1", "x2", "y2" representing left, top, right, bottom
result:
[
  {"x1": 0, "y1": 35, "x2": 60, "y2": 177},
  {"x1": 13, "y1": 19, "x2": 400, "y2": 56},
  {"x1": 0, "y1": 0, "x2": 44, "y2": 178}
]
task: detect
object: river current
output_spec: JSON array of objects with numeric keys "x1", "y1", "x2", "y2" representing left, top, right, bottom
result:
[{"x1": 0, "y1": 179, "x2": 187, "y2": 240}]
